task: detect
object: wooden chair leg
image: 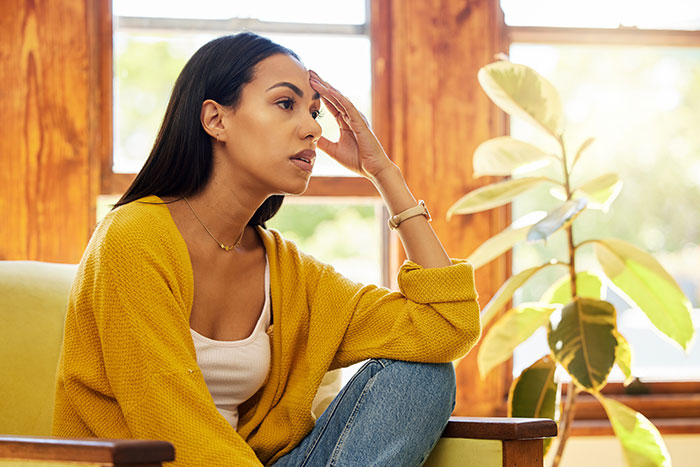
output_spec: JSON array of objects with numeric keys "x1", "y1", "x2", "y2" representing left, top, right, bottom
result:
[{"x1": 502, "y1": 439, "x2": 544, "y2": 467}]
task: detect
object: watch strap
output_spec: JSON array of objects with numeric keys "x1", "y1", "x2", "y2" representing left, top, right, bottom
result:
[{"x1": 387, "y1": 200, "x2": 431, "y2": 230}]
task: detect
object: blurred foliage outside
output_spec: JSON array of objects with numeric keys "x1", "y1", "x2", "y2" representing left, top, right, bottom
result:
[
  {"x1": 508, "y1": 44, "x2": 700, "y2": 380},
  {"x1": 114, "y1": 31, "x2": 371, "y2": 176},
  {"x1": 98, "y1": 196, "x2": 382, "y2": 286},
  {"x1": 267, "y1": 201, "x2": 382, "y2": 285}
]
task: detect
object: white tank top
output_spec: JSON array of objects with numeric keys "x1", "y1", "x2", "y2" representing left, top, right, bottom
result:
[{"x1": 190, "y1": 256, "x2": 271, "y2": 430}]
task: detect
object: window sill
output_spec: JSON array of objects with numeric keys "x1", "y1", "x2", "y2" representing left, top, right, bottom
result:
[{"x1": 571, "y1": 418, "x2": 700, "y2": 436}]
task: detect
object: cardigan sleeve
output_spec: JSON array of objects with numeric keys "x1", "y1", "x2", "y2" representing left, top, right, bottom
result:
[
  {"x1": 312, "y1": 258, "x2": 482, "y2": 368},
  {"x1": 70, "y1": 210, "x2": 263, "y2": 466}
]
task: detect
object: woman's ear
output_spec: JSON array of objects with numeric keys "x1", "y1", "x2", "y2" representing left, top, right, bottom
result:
[{"x1": 200, "y1": 99, "x2": 226, "y2": 141}]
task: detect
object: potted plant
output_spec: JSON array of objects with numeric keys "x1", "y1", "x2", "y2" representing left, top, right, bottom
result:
[{"x1": 448, "y1": 59, "x2": 695, "y2": 467}]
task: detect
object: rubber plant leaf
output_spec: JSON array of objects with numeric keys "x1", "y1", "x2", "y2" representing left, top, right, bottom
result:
[
  {"x1": 473, "y1": 136, "x2": 554, "y2": 178},
  {"x1": 527, "y1": 198, "x2": 587, "y2": 242},
  {"x1": 570, "y1": 137, "x2": 595, "y2": 171},
  {"x1": 573, "y1": 173, "x2": 623, "y2": 212},
  {"x1": 596, "y1": 394, "x2": 671, "y2": 467},
  {"x1": 481, "y1": 261, "x2": 562, "y2": 327},
  {"x1": 594, "y1": 238, "x2": 694, "y2": 350},
  {"x1": 614, "y1": 331, "x2": 634, "y2": 386},
  {"x1": 478, "y1": 61, "x2": 565, "y2": 139},
  {"x1": 548, "y1": 297, "x2": 617, "y2": 391},
  {"x1": 468, "y1": 211, "x2": 547, "y2": 269},
  {"x1": 447, "y1": 177, "x2": 550, "y2": 219},
  {"x1": 478, "y1": 303, "x2": 558, "y2": 378},
  {"x1": 540, "y1": 271, "x2": 605, "y2": 305},
  {"x1": 507, "y1": 355, "x2": 560, "y2": 456}
]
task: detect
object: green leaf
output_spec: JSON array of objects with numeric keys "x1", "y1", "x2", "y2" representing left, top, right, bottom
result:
[
  {"x1": 481, "y1": 261, "x2": 562, "y2": 327},
  {"x1": 473, "y1": 136, "x2": 554, "y2": 178},
  {"x1": 570, "y1": 137, "x2": 595, "y2": 171},
  {"x1": 549, "y1": 186, "x2": 567, "y2": 202},
  {"x1": 447, "y1": 177, "x2": 550, "y2": 219},
  {"x1": 478, "y1": 61, "x2": 565, "y2": 139},
  {"x1": 574, "y1": 173, "x2": 623, "y2": 212},
  {"x1": 478, "y1": 303, "x2": 558, "y2": 378},
  {"x1": 615, "y1": 331, "x2": 634, "y2": 386},
  {"x1": 468, "y1": 211, "x2": 547, "y2": 269},
  {"x1": 594, "y1": 238, "x2": 695, "y2": 350},
  {"x1": 507, "y1": 355, "x2": 560, "y2": 456},
  {"x1": 540, "y1": 271, "x2": 605, "y2": 305},
  {"x1": 596, "y1": 395, "x2": 671, "y2": 467},
  {"x1": 527, "y1": 198, "x2": 587, "y2": 242},
  {"x1": 548, "y1": 298, "x2": 618, "y2": 391}
]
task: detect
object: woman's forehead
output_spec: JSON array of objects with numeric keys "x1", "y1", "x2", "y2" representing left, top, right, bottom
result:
[{"x1": 252, "y1": 54, "x2": 309, "y2": 87}]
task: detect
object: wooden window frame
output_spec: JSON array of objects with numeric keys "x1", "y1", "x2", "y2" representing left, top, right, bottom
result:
[{"x1": 505, "y1": 24, "x2": 700, "y2": 434}]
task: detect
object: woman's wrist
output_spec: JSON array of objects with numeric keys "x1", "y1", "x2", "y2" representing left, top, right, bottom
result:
[
  {"x1": 367, "y1": 161, "x2": 400, "y2": 191},
  {"x1": 369, "y1": 163, "x2": 419, "y2": 216}
]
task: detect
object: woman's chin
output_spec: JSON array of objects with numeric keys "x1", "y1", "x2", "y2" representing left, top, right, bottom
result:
[{"x1": 280, "y1": 177, "x2": 311, "y2": 196}]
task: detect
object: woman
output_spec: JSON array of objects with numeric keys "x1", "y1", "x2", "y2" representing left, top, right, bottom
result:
[{"x1": 53, "y1": 32, "x2": 481, "y2": 466}]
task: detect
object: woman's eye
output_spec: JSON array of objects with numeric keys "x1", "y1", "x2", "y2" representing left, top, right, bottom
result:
[
  {"x1": 277, "y1": 98, "x2": 295, "y2": 110},
  {"x1": 311, "y1": 108, "x2": 324, "y2": 120}
]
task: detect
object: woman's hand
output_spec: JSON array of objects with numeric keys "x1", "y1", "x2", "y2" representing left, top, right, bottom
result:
[{"x1": 309, "y1": 70, "x2": 397, "y2": 181}]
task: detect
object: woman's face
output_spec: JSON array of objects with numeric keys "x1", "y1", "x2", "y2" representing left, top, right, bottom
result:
[{"x1": 218, "y1": 53, "x2": 322, "y2": 196}]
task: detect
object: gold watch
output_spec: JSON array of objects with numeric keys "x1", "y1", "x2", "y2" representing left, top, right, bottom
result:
[{"x1": 387, "y1": 200, "x2": 431, "y2": 230}]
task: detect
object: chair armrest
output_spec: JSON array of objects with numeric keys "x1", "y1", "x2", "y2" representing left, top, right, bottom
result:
[
  {"x1": 0, "y1": 435, "x2": 174, "y2": 466},
  {"x1": 443, "y1": 417, "x2": 558, "y2": 440}
]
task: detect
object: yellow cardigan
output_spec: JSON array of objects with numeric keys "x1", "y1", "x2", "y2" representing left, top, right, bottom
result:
[{"x1": 53, "y1": 195, "x2": 481, "y2": 466}]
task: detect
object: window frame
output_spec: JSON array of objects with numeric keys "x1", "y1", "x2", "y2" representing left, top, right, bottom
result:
[{"x1": 505, "y1": 23, "x2": 700, "y2": 434}]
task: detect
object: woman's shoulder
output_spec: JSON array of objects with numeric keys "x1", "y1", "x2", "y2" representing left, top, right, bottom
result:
[
  {"x1": 256, "y1": 227, "x2": 335, "y2": 278},
  {"x1": 89, "y1": 195, "x2": 185, "y2": 258}
]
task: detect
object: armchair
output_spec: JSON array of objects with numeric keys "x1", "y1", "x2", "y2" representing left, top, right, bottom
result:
[{"x1": 0, "y1": 261, "x2": 555, "y2": 466}]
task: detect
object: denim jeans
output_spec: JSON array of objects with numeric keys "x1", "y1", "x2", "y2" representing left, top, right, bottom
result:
[{"x1": 272, "y1": 359, "x2": 456, "y2": 467}]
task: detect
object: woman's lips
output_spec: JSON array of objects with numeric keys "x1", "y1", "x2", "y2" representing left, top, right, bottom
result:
[{"x1": 290, "y1": 149, "x2": 316, "y2": 173}]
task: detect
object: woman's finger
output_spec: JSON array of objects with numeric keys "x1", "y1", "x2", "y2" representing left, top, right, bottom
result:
[
  {"x1": 316, "y1": 135, "x2": 337, "y2": 158},
  {"x1": 310, "y1": 78, "x2": 353, "y2": 132},
  {"x1": 310, "y1": 71, "x2": 367, "y2": 130}
]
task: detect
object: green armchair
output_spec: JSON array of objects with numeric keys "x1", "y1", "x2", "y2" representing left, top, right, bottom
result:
[{"x1": 0, "y1": 261, "x2": 555, "y2": 466}]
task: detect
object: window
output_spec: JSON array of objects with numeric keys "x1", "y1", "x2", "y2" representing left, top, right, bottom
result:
[
  {"x1": 111, "y1": 0, "x2": 372, "y2": 180},
  {"x1": 509, "y1": 43, "x2": 700, "y2": 382},
  {"x1": 499, "y1": 0, "x2": 700, "y2": 429},
  {"x1": 501, "y1": 0, "x2": 700, "y2": 30}
]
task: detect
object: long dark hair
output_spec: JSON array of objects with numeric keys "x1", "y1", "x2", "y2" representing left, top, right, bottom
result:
[{"x1": 114, "y1": 32, "x2": 300, "y2": 226}]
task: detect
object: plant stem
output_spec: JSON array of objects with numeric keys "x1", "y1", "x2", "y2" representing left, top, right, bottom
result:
[
  {"x1": 558, "y1": 136, "x2": 577, "y2": 297},
  {"x1": 550, "y1": 135, "x2": 581, "y2": 467},
  {"x1": 551, "y1": 384, "x2": 580, "y2": 467}
]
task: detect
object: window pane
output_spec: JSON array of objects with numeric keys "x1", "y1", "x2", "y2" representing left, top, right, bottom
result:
[
  {"x1": 113, "y1": 32, "x2": 370, "y2": 177},
  {"x1": 97, "y1": 196, "x2": 383, "y2": 286},
  {"x1": 501, "y1": 0, "x2": 700, "y2": 30},
  {"x1": 114, "y1": 0, "x2": 366, "y2": 24},
  {"x1": 266, "y1": 200, "x2": 383, "y2": 285},
  {"x1": 508, "y1": 43, "x2": 700, "y2": 381}
]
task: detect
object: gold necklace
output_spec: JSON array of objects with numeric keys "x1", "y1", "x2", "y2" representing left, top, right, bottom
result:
[{"x1": 183, "y1": 197, "x2": 244, "y2": 252}]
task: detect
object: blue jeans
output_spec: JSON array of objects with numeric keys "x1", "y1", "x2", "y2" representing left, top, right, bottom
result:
[{"x1": 272, "y1": 359, "x2": 456, "y2": 467}]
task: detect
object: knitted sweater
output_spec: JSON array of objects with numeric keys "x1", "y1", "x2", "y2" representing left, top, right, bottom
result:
[{"x1": 52, "y1": 195, "x2": 481, "y2": 466}]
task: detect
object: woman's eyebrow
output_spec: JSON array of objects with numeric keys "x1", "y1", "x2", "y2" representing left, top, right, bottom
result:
[{"x1": 266, "y1": 82, "x2": 320, "y2": 100}]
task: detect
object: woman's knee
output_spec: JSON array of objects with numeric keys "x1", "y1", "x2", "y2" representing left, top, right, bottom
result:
[{"x1": 377, "y1": 360, "x2": 456, "y2": 412}]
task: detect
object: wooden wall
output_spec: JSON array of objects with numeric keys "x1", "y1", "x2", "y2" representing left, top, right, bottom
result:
[
  {"x1": 0, "y1": 0, "x2": 107, "y2": 262},
  {"x1": 372, "y1": 0, "x2": 512, "y2": 416}
]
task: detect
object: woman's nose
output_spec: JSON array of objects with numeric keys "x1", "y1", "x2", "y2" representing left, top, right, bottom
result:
[{"x1": 302, "y1": 115, "x2": 322, "y2": 142}]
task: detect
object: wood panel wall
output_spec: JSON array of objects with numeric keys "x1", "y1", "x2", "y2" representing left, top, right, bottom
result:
[
  {"x1": 0, "y1": 0, "x2": 107, "y2": 262},
  {"x1": 371, "y1": 0, "x2": 512, "y2": 416}
]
